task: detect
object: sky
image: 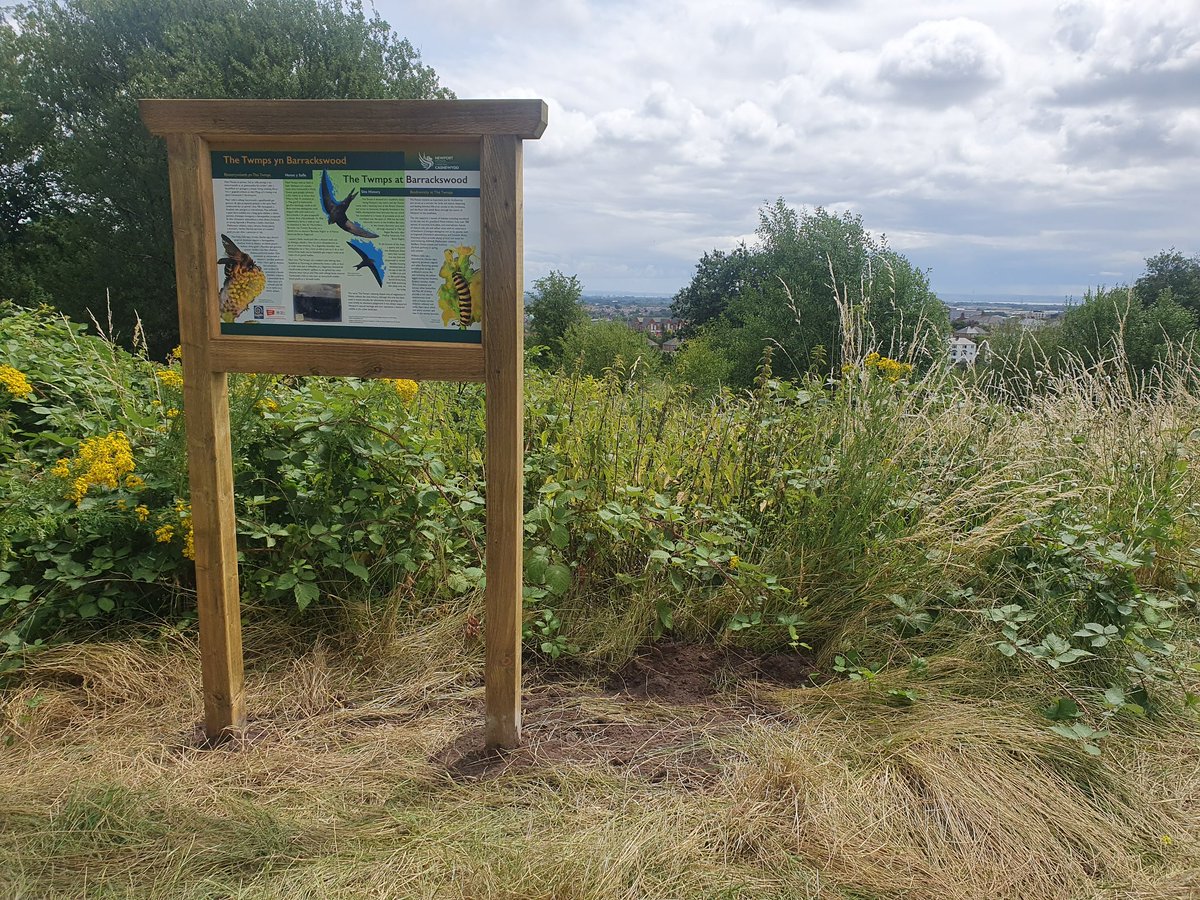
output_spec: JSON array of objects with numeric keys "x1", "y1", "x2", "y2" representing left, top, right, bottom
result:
[{"x1": 379, "y1": 0, "x2": 1200, "y2": 302}]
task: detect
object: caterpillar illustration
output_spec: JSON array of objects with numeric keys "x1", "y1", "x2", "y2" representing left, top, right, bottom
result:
[{"x1": 452, "y1": 271, "x2": 472, "y2": 328}]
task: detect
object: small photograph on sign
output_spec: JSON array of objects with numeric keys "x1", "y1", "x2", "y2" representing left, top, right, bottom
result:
[
  {"x1": 217, "y1": 234, "x2": 268, "y2": 324},
  {"x1": 438, "y1": 245, "x2": 481, "y2": 330},
  {"x1": 292, "y1": 282, "x2": 342, "y2": 322}
]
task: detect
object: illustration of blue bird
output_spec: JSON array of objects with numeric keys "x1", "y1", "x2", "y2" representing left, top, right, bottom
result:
[
  {"x1": 319, "y1": 169, "x2": 379, "y2": 238},
  {"x1": 347, "y1": 239, "x2": 386, "y2": 287}
]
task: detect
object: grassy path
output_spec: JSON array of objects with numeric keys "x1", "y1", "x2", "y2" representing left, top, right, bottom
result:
[{"x1": 1, "y1": 624, "x2": 1197, "y2": 899}]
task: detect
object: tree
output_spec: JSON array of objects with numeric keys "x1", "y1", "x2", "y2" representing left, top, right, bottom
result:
[
  {"x1": 670, "y1": 335, "x2": 732, "y2": 399},
  {"x1": 2, "y1": 0, "x2": 451, "y2": 356},
  {"x1": 560, "y1": 320, "x2": 662, "y2": 382},
  {"x1": 682, "y1": 200, "x2": 947, "y2": 387},
  {"x1": 1134, "y1": 249, "x2": 1200, "y2": 316},
  {"x1": 1058, "y1": 286, "x2": 1195, "y2": 373},
  {"x1": 525, "y1": 270, "x2": 586, "y2": 365},
  {"x1": 670, "y1": 244, "x2": 756, "y2": 332}
]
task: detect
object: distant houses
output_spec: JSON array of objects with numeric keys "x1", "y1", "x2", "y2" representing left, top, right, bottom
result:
[
  {"x1": 628, "y1": 316, "x2": 683, "y2": 337},
  {"x1": 944, "y1": 303, "x2": 1065, "y2": 366}
]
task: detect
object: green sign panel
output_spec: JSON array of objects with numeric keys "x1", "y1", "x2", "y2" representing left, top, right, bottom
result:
[{"x1": 212, "y1": 147, "x2": 482, "y2": 343}]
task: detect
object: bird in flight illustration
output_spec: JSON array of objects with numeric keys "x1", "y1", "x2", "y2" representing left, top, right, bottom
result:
[
  {"x1": 320, "y1": 170, "x2": 379, "y2": 238},
  {"x1": 347, "y1": 239, "x2": 385, "y2": 288},
  {"x1": 217, "y1": 234, "x2": 266, "y2": 322}
]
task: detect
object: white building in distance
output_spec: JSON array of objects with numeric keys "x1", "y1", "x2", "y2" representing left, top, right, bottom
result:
[{"x1": 949, "y1": 336, "x2": 980, "y2": 366}]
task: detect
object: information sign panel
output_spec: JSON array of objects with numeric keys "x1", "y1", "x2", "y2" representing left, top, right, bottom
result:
[{"x1": 212, "y1": 146, "x2": 482, "y2": 342}]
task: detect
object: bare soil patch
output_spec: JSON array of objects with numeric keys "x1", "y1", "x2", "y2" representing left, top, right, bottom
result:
[
  {"x1": 606, "y1": 640, "x2": 818, "y2": 702},
  {"x1": 435, "y1": 642, "x2": 816, "y2": 785}
]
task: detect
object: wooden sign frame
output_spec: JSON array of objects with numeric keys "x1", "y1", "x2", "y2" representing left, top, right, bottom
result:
[{"x1": 140, "y1": 99, "x2": 547, "y2": 749}]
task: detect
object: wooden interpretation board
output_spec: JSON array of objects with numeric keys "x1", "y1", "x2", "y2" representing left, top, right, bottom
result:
[{"x1": 140, "y1": 99, "x2": 547, "y2": 748}]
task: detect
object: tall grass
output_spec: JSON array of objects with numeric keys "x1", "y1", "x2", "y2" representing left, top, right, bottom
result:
[
  {"x1": 4, "y1": 301, "x2": 1200, "y2": 896},
  {"x1": 3, "y1": 302, "x2": 1199, "y2": 698}
]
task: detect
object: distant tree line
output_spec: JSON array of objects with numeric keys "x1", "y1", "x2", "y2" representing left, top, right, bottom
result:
[
  {"x1": 528, "y1": 200, "x2": 1200, "y2": 399},
  {"x1": 528, "y1": 199, "x2": 949, "y2": 394},
  {"x1": 1, "y1": 0, "x2": 450, "y2": 357},
  {"x1": 985, "y1": 249, "x2": 1200, "y2": 387}
]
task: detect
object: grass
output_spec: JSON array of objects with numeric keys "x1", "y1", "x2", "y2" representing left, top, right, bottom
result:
[
  {"x1": 1, "y1": 627, "x2": 1197, "y2": 899},
  {"x1": 5, "y1": 304, "x2": 1200, "y2": 896}
]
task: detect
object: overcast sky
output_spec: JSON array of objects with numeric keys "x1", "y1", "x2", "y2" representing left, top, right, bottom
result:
[{"x1": 380, "y1": 0, "x2": 1200, "y2": 301}]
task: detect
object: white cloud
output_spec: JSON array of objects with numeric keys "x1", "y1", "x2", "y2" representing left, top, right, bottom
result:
[
  {"x1": 877, "y1": 18, "x2": 1008, "y2": 107},
  {"x1": 384, "y1": 0, "x2": 1200, "y2": 297}
]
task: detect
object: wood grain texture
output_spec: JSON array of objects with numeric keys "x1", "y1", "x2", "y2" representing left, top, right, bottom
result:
[
  {"x1": 164, "y1": 133, "x2": 247, "y2": 739},
  {"x1": 481, "y1": 134, "x2": 524, "y2": 749},
  {"x1": 210, "y1": 337, "x2": 484, "y2": 381},
  {"x1": 141, "y1": 99, "x2": 548, "y2": 139}
]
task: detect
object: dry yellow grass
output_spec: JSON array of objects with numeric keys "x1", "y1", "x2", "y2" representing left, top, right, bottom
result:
[{"x1": 1, "y1": 626, "x2": 1197, "y2": 900}]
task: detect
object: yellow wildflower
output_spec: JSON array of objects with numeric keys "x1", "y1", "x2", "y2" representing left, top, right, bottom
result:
[
  {"x1": 174, "y1": 499, "x2": 195, "y2": 560},
  {"x1": 116, "y1": 499, "x2": 127, "y2": 510},
  {"x1": 135, "y1": 505, "x2": 150, "y2": 522},
  {"x1": 52, "y1": 432, "x2": 136, "y2": 504},
  {"x1": 1161, "y1": 834, "x2": 1174, "y2": 846},
  {"x1": 170, "y1": 345, "x2": 183, "y2": 361},
  {"x1": 166, "y1": 407, "x2": 180, "y2": 419},
  {"x1": 155, "y1": 524, "x2": 175, "y2": 543},
  {"x1": 729, "y1": 554, "x2": 740, "y2": 569},
  {"x1": 0, "y1": 364, "x2": 33, "y2": 398},
  {"x1": 392, "y1": 379, "x2": 419, "y2": 403},
  {"x1": 156, "y1": 368, "x2": 184, "y2": 390},
  {"x1": 125, "y1": 474, "x2": 145, "y2": 490},
  {"x1": 257, "y1": 398, "x2": 279, "y2": 413},
  {"x1": 864, "y1": 352, "x2": 914, "y2": 384}
]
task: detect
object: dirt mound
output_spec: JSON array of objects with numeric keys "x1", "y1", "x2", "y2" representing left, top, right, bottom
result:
[
  {"x1": 435, "y1": 643, "x2": 817, "y2": 785},
  {"x1": 607, "y1": 641, "x2": 817, "y2": 703},
  {"x1": 435, "y1": 691, "x2": 728, "y2": 788}
]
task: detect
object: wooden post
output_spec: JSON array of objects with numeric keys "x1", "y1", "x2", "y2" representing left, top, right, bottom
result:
[
  {"x1": 481, "y1": 134, "x2": 524, "y2": 749},
  {"x1": 164, "y1": 133, "x2": 246, "y2": 739}
]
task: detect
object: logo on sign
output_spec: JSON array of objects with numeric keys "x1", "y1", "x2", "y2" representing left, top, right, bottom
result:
[{"x1": 419, "y1": 153, "x2": 434, "y2": 170}]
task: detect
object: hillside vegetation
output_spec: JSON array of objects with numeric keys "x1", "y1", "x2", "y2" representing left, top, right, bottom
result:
[{"x1": 2, "y1": 301, "x2": 1200, "y2": 897}]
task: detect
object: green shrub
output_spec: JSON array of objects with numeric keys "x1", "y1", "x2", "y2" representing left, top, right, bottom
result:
[{"x1": 3, "y1": 302, "x2": 1199, "y2": 739}]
